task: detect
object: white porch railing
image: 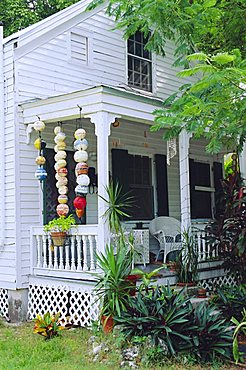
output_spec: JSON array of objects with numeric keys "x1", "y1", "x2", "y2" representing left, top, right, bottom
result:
[
  {"x1": 192, "y1": 222, "x2": 219, "y2": 263},
  {"x1": 30, "y1": 225, "x2": 99, "y2": 279}
]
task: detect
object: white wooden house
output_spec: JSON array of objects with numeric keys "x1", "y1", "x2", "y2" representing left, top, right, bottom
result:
[{"x1": 0, "y1": 0, "x2": 243, "y2": 323}]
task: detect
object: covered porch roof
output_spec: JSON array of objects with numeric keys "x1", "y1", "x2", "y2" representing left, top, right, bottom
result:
[{"x1": 20, "y1": 85, "x2": 163, "y2": 130}]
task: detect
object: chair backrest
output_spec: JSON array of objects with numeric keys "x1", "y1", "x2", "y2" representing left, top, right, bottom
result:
[{"x1": 149, "y1": 216, "x2": 181, "y2": 237}]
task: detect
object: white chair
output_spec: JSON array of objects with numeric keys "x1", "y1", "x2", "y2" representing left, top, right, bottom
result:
[{"x1": 149, "y1": 217, "x2": 182, "y2": 263}]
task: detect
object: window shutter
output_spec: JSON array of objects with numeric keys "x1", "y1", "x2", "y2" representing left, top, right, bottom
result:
[
  {"x1": 155, "y1": 154, "x2": 169, "y2": 216},
  {"x1": 111, "y1": 149, "x2": 130, "y2": 195},
  {"x1": 189, "y1": 159, "x2": 196, "y2": 219},
  {"x1": 213, "y1": 161, "x2": 224, "y2": 217}
]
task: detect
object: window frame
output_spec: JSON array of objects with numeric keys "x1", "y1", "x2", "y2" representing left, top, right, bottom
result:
[{"x1": 126, "y1": 32, "x2": 154, "y2": 93}]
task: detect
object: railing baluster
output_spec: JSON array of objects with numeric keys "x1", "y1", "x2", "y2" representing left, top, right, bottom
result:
[
  {"x1": 59, "y1": 246, "x2": 64, "y2": 270},
  {"x1": 65, "y1": 238, "x2": 70, "y2": 270},
  {"x1": 36, "y1": 235, "x2": 42, "y2": 268},
  {"x1": 89, "y1": 235, "x2": 94, "y2": 270},
  {"x1": 82, "y1": 235, "x2": 88, "y2": 271},
  {"x1": 76, "y1": 235, "x2": 82, "y2": 271},
  {"x1": 48, "y1": 235, "x2": 53, "y2": 268},
  {"x1": 42, "y1": 235, "x2": 47, "y2": 268},
  {"x1": 54, "y1": 247, "x2": 59, "y2": 269},
  {"x1": 71, "y1": 235, "x2": 76, "y2": 271}
]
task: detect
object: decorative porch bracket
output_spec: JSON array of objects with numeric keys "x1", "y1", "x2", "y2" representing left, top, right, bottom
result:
[
  {"x1": 179, "y1": 130, "x2": 192, "y2": 231},
  {"x1": 86, "y1": 112, "x2": 121, "y2": 253}
]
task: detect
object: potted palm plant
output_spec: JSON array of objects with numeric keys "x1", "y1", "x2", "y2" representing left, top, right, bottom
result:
[
  {"x1": 93, "y1": 244, "x2": 134, "y2": 333},
  {"x1": 44, "y1": 215, "x2": 76, "y2": 247},
  {"x1": 176, "y1": 228, "x2": 198, "y2": 286}
]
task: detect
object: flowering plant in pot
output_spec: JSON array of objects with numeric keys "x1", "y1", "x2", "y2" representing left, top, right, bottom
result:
[{"x1": 44, "y1": 215, "x2": 76, "y2": 247}]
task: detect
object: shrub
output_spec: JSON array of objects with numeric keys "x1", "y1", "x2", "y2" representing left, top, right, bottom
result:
[
  {"x1": 192, "y1": 303, "x2": 233, "y2": 362},
  {"x1": 33, "y1": 312, "x2": 68, "y2": 339},
  {"x1": 114, "y1": 286, "x2": 194, "y2": 355},
  {"x1": 212, "y1": 284, "x2": 246, "y2": 321}
]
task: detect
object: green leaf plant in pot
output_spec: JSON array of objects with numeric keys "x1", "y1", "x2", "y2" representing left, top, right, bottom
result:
[
  {"x1": 93, "y1": 243, "x2": 134, "y2": 333},
  {"x1": 176, "y1": 228, "x2": 198, "y2": 286},
  {"x1": 44, "y1": 215, "x2": 76, "y2": 247}
]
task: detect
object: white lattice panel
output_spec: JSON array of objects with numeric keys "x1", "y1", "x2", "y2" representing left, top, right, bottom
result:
[
  {"x1": 28, "y1": 285, "x2": 99, "y2": 326},
  {"x1": 200, "y1": 274, "x2": 239, "y2": 291},
  {"x1": 69, "y1": 290, "x2": 99, "y2": 326},
  {"x1": 133, "y1": 229, "x2": 150, "y2": 264},
  {"x1": 0, "y1": 289, "x2": 8, "y2": 319},
  {"x1": 28, "y1": 285, "x2": 69, "y2": 322}
]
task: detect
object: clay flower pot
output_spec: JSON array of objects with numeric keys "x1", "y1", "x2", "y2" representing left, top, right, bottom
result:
[
  {"x1": 125, "y1": 274, "x2": 141, "y2": 296},
  {"x1": 51, "y1": 231, "x2": 67, "y2": 247},
  {"x1": 197, "y1": 288, "x2": 207, "y2": 298},
  {"x1": 101, "y1": 315, "x2": 114, "y2": 334}
]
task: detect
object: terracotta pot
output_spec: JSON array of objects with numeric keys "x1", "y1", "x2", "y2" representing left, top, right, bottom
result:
[
  {"x1": 101, "y1": 315, "x2": 114, "y2": 334},
  {"x1": 125, "y1": 274, "x2": 141, "y2": 296},
  {"x1": 51, "y1": 231, "x2": 67, "y2": 247},
  {"x1": 168, "y1": 262, "x2": 177, "y2": 272},
  {"x1": 197, "y1": 288, "x2": 207, "y2": 298}
]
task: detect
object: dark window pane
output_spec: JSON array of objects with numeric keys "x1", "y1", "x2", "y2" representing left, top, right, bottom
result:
[
  {"x1": 135, "y1": 31, "x2": 142, "y2": 42},
  {"x1": 134, "y1": 72, "x2": 141, "y2": 85},
  {"x1": 128, "y1": 40, "x2": 134, "y2": 54},
  {"x1": 143, "y1": 48, "x2": 150, "y2": 59},
  {"x1": 128, "y1": 71, "x2": 133, "y2": 84},
  {"x1": 134, "y1": 58, "x2": 140, "y2": 72},
  {"x1": 191, "y1": 191, "x2": 212, "y2": 219},
  {"x1": 135, "y1": 42, "x2": 142, "y2": 57},
  {"x1": 128, "y1": 55, "x2": 133, "y2": 70},
  {"x1": 129, "y1": 187, "x2": 154, "y2": 220},
  {"x1": 194, "y1": 162, "x2": 211, "y2": 186}
]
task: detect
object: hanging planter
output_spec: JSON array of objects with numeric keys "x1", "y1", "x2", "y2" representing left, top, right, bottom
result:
[
  {"x1": 50, "y1": 231, "x2": 67, "y2": 247},
  {"x1": 44, "y1": 215, "x2": 76, "y2": 247}
]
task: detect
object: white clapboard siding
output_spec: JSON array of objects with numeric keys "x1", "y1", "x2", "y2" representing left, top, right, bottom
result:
[{"x1": 0, "y1": 41, "x2": 17, "y2": 289}]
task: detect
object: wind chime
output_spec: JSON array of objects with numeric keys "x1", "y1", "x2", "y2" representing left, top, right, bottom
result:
[
  {"x1": 73, "y1": 108, "x2": 90, "y2": 218},
  {"x1": 34, "y1": 118, "x2": 47, "y2": 182},
  {"x1": 54, "y1": 123, "x2": 69, "y2": 217}
]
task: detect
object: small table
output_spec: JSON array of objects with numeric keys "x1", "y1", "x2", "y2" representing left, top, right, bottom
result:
[{"x1": 133, "y1": 229, "x2": 150, "y2": 265}]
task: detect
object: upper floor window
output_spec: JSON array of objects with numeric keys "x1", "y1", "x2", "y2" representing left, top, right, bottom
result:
[{"x1": 127, "y1": 32, "x2": 152, "y2": 92}]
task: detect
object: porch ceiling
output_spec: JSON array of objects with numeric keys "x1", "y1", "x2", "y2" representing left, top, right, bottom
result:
[{"x1": 20, "y1": 85, "x2": 163, "y2": 126}]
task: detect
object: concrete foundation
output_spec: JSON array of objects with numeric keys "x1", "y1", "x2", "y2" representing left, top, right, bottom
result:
[{"x1": 8, "y1": 289, "x2": 28, "y2": 322}]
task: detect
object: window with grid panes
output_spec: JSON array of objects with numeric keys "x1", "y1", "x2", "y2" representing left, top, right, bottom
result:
[
  {"x1": 127, "y1": 32, "x2": 152, "y2": 92},
  {"x1": 128, "y1": 154, "x2": 154, "y2": 220}
]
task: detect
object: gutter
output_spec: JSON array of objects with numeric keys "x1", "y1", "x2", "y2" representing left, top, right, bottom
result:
[{"x1": 0, "y1": 23, "x2": 5, "y2": 248}]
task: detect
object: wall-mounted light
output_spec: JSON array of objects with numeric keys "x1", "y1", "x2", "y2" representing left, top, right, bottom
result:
[{"x1": 112, "y1": 118, "x2": 120, "y2": 128}]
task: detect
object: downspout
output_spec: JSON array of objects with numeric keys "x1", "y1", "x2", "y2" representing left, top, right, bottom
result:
[{"x1": 0, "y1": 22, "x2": 5, "y2": 248}]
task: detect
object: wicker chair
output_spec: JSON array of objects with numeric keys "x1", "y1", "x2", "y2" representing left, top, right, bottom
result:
[{"x1": 149, "y1": 217, "x2": 182, "y2": 263}]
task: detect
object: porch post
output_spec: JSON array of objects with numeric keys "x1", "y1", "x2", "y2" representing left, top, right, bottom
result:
[
  {"x1": 179, "y1": 130, "x2": 192, "y2": 231},
  {"x1": 87, "y1": 112, "x2": 116, "y2": 253},
  {"x1": 239, "y1": 143, "x2": 246, "y2": 185}
]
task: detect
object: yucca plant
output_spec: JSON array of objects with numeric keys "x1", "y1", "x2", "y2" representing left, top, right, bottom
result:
[
  {"x1": 33, "y1": 312, "x2": 67, "y2": 339},
  {"x1": 93, "y1": 244, "x2": 134, "y2": 318},
  {"x1": 192, "y1": 303, "x2": 233, "y2": 361},
  {"x1": 114, "y1": 286, "x2": 194, "y2": 355},
  {"x1": 99, "y1": 181, "x2": 133, "y2": 236}
]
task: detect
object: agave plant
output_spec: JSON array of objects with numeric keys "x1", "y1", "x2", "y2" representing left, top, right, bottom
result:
[{"x1": 114, "y1": 286, "x2": 194, "y2": 355}]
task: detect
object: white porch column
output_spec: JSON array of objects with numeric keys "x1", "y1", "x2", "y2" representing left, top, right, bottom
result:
[
  {"x1": 87, "y1": 112, "x2": 116, "y2": 253},
  {"x1": 179, "y1": 130, "x2": 192, "y2": 231},
  {"x1": 239, "y1": 143, "x2": 246, "y2": 185}
]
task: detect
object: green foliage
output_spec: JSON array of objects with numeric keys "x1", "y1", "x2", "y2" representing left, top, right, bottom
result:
[
  {"x1": 88, "y1": 0, "x2": 246, "y2": 154},
  {"x1": 114, "y1": 286, "x2": 194, "y2": 355},
  {"x1": 212, "y1": 285, "x2": 246, "y2": 322},
  {"x1": 33, "y1": 312, "x2": 67, "y2": 339},
  {"x1": 93, "y1": 244, "x2": 133, "y2": 317},
  {"x1": 176, "y1": 229, "x2": 198, "y2": 284},
  {"x1": 192, "y1": 303, "x2": 233, "y2": 362},
  {"x1": 0, "y1": 0, "x2": 78, "y2": 37},
  {"x1": 43, "y1": 214, "x2": 76, "y2": 233},
  {"x1": 231, "y1": 308, "x2": 246, "y2": 364},
  {"x1": 131, "y1": 265, "x2": 166, "y2": 291},
  {"x1": 99, "y1": 181, "x2": 133, "y2": 235}
]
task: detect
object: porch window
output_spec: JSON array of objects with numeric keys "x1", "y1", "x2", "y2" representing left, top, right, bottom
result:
[
  {"x1": 127, "y1": 31, "x2": 152, "y2": 92},
  {"x1": 189, "y1": 160, "x2": 214, "y2": 219}
]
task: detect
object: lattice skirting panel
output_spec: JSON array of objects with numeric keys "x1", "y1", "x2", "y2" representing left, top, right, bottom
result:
[
  {"x1": 0, "y1": 288, "x2": 9, "y2": 319},
  {"x1": 199, "y1": 274, "x2": 239, "y2": 291},
  {"x1": 28, "y1": 284, "x2": 99, "y2": 326}
]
